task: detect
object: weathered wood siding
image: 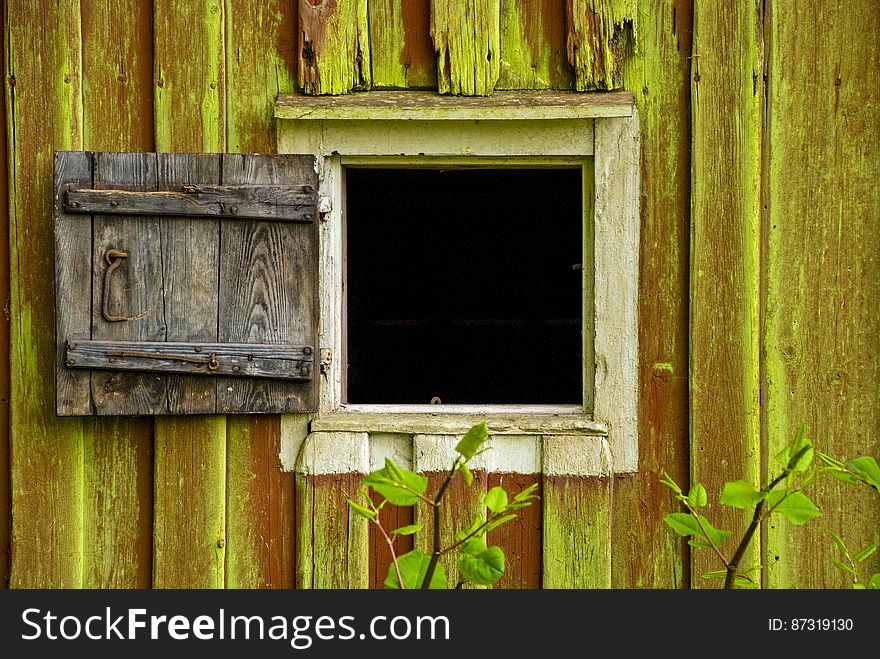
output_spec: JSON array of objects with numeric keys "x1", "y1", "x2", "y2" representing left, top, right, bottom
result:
[{"x1": 2, "y1": 1, "x2": 878, "y2": 589}]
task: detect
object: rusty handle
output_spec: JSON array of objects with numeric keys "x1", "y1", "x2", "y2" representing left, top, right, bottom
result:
[{"x1": 102, "y1": 249, "x2": 139, "y2": 322}]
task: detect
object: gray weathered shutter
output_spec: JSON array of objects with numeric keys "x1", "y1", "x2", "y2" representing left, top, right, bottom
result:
[{"x1": 55, "y1": 151, "x2": 318, "y2": 415}]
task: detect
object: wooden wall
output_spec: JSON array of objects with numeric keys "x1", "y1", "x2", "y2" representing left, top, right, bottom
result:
[{"x1": 1, "y1": 0, "x2": 877, "y2": 589}]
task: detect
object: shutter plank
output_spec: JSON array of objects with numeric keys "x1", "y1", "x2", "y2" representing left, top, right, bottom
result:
[
  {"x1": 55, "y1": 151, "x2": 94, "y2": 415},
  {"x1": 157, "y1": 153, "x2": 221, "y2": 414},
  {"x1": 91, "y1": 152, "x2": 166, "y2": 415},
  {"x1": 217, "y1": 154, "x2": 318, "y2": 413}
]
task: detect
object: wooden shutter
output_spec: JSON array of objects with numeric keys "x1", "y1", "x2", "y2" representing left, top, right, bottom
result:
[{"x1": 54, "y1": 151, "x2": 318, "y2": 415}]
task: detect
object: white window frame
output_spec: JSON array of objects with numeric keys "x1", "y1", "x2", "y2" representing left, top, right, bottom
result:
[{"x1": 276, "y1": 91, "x2": 639, "y2": 474}]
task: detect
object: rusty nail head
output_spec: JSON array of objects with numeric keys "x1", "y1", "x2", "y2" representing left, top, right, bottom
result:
[
  {"x1": 303, "y1": 346, "x2": 312, "y2": 356},
  {"x1": 66, "y1": 359, "x2": 76, "y2": 367},
  {"x1": 67, "y1": 341, "x2": 77, "y2": 351},
  {"x1": 217, "y1": 539, "x2": 226, "y2": 548},
  {"x1": 232, "y1": 365, "x2": 240, "y2": 373},
  {"x1": 110, "y1": 199, "x2": 119, "y2": 207},
  {"x1": 300, "y1": 366, "x2": 310, "y2": 376},
  {"x1": 230, "y1": 206, "x2": 238, "y2": 214},
  {"x1": 108, "y1": 357, "x2": 116, "y2": 364},
  {"x1": 194, "y1": 346, "x2": 202, "y2": 353}
]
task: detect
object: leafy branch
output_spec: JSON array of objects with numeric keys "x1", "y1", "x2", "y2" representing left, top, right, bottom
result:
[{"x1": 347, "y1": 421, "x2": 540, "y2": 589}]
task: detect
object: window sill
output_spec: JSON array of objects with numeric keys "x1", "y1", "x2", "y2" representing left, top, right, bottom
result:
[{"x1": 310, "y1": 409, "x2": 608, "y2": 436}]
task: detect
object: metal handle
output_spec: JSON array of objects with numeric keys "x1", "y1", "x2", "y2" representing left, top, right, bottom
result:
[
  {"x1": 106, "y1": 349, "x2": 220, "y2": 371},
  {"x1": 102, "y1": 249, "x2": 141, "y2": 322}
]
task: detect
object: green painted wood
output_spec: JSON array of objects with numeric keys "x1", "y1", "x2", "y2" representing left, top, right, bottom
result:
[
  {"x1": 566, "y1": 0, "x2": 636, "y2": 91},
  {"x1": 430, "y1": 0, "x2": 501, "y2": 96},
  {"x1": 152, "y1": 0, "x2": 227, "y2": 587},
  {"x1": 689, "y1": 1, "x2": 763, "y2": 588},
  {"x1": 497, "y1": 0, "x2": 572, "y2": 90},
  {"x1": 369, "y1": 0, "x2": 437, "y2": 89},
  {"x1": 223, "y1": 0, "x2": 298, "y2": 589},
  {"x1": 542, "y1": 475, "x2": 611, "y2": 588},
  {"x1": 611, "y1": 0, "x2": 691, "y2": 589},
  {"x1": 763, "y1": 1, "x2": 880, "y2": 589},
  {"x1": 295, "y1": 473, "x2": 370, "y2": 589},
  {"x1": 0, "y1": 2, "x2": 11, "y2": 589},
  {"x1": 6, "y1": 0, "x2": 86, "y2": 588},
  {"x1": 299, "y1": 0, "x2": 370, "y2": 95},
  {"x1": 153, "y1": 416, "x2": 226, "y2": 588}
]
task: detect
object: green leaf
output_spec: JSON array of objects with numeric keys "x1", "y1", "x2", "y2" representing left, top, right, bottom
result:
[
  {"x1": 484, "y1": 513, "x2": 517, "y2": 534},
  {"x1": 832, "y1": 559, "x2": 858, "y2": 577},
  {"x1": 363, "y1": 458, "x2": 428, "y2": 506},
  {"x1": 774, "y1": 424, "x2": 813, "y2": 474},
  {"x1": 867, "y1": 573, "x2": 880, "y2": 589},
  {"x1": 818, "y1": 452, "x2": 846, "y2": 469},
  {"x1": 687, "y1": 483, "x2": 708, "y2": 508},
  {"x1": 460, "y1": 462, "x2": 474, "y2": 487},
  {"x1": 848, "y1": 456, "x2": 880, "y2": 492},
  {"x1": 830, "y1": 532, "x2": 848, "y2": 556},
  {"x1": 766, "y1": 491, "x2": 821, "y2": 525},
  {"x1": 663, "y1": 512, "x2": 731, "y2": 548},
  {"x1": 384, "y1": 550, "x2": 446, "y2": 589},
  {"x1": 390, "y1": 524, "x2": 423, "y2": 536},
  {"x1": 721, "y1": 480, "x2": 766, "y2": 509},
  {"x1": 458, "y1": 545, "x2": 505, "y2": 586},
  {"x1": 853, "y1": 543, "x2": 878, "y2": 563},
  {"x1": 513, "y1": 483, "x2": 540, "y2": 502},
  {"x1": 700, "y1": 570, "x2": 758, "y2": 588},
  {"x1": 823, "y1": 468, "x2": 863, "y2": 485},
  {"x1": 659, "y1": 470, "x2": 684, "y2": 496},
  {"x1": 347, "y1": 499, "x2": 377, "y2": 519},
  {"x1": 454, "y1": 518, "x2": 483, "y2": 542},
  {"x1": 459, "y1": 538, "x2": 486, "y2": 555},
  {"x1": 484, "y1": 486, "x2": 509, "y2": 513},
  {"x1": 853, "y1": 583, "x2": 867, "y2": 590},
  {"x1": 455, "y1": 422, "x2": 489, "y2": 460}
]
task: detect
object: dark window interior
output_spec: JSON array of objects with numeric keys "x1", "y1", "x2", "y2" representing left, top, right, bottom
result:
[{"x1": 345, "y1": 167, "x2": 583, "y2": 404}]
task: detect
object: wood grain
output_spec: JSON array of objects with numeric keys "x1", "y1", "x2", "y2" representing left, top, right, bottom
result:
[
  {"x1": 80, "y1": 0, "x2": 156, "y2": 588},
  {"x1": 611, "y1": 0, "x2": 692, "y2": 589},
  {"x1": 0, "y1": 4, "x2": 9, "y2": 587},
  {"x1": 487, "y1": 473, "x2": 541, "y2": 588},
  {"x1": 497, "y1": 0, "x2": 572, "y2": 90},
  {"x1": 54, "y1": 151, "x2": 93, "y2": 416},
  {"x1": 66, "y1": 185, "x2": 317, "y2": 222},
  {"x1": 690, "y1": 1, "x2": 764, "y2": 587},
  {"x1": 430, "y1": 0, "x2": 501, "y2": 95},
  {"x1": 223, "y1": 0, "x2": 299, "y2": 589},
  {"x1": 763, "y1": 1, "x2": 880, "y2": 589},
  {"x1": 217, "y1": 154, "x2": 318, "y2": 413},
  {"x1": 299, "y1": 0, "x2": 371, "y2": 95},
  {"x1": 565, "y1": 0, "x2": 636, "y2": 91},
  {"x1": 369, "y1": 0, "x2": 436, "y2": 89},
  {"x1": 91, "y1": 152, "x2": 166, "y2": 416},
  {"x1": 7, "y1": 0, "x2": 86, "y2": 587}
]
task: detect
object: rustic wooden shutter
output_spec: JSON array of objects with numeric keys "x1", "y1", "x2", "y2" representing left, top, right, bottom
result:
[{"x1": 54, "y1": 151, "x2": 318, "y2": 415}]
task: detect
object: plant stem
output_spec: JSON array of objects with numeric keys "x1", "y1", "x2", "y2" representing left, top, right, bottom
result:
[
  {"x1": 420, "y1": 459, "x2": 461, "y2": 589},
  {"x1": 374, "y1": 519, "x2": 405, "y2": 589},
  {"x1": 684, "y1": 502, "x2": 730, "y2": 570},
  {"x1": 724, "y1": 445, "x2": 810, "y2": 589}
]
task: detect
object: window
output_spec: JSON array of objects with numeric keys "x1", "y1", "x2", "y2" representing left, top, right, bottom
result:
[{"x1": 276, "y1": 90, "x2": 639, "y2": 474}]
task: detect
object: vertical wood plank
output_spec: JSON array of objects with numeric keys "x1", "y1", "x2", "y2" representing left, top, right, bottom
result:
[
  {"x1": 430, "y1": 0, "x2": 501, "y2": 96},
  {"x1": 299, "y1": 0, "x2": 370, "y2": 95},
  {"x1": 153, "y1": 0, "x2": 228, "y2": 587},
  {"x1": 0, "y1": 2, "x2": 9, "y2": 588},
  {"x1": 153, "y1": 0, "x2": 226, "y2": 153},
  {"x1": 6, "y1": 0, "x2": 86, "y2": 588},
  {"x1": 226, "y1": 415, "x2": 295, "y2": 588},
  {"x1": 565, "y1": 0, "x2": 636, "y2": 91},
  {"x1": 690, "y1": 1, "x2": 764, "y2": 587},
  {"x1": 80, "y1": 0, "x2": 156, "y2": 588},
  {"x1": 54, "y1": 151, "x2": 93, "y2": 416},
  {"x1": 224, "y1": 0, "x2": 297, "y2": 154},
  {"x1": 295, "y1": 432, "x2": 369, "y2": 588},
  {"x1": 497, "y1": 0, "x2": 572, "y2": 90},
  {"x1": 153, "y1": 416, "x2": 226, "y2": 588},
  {"x1": 612, "y1": 0, "x2": 692, "y2": 589},
  {"x1": 90, "y1": 152, "x2": 165, "y2": 415},
  {"x1": 542, "y1": 477, "x2": 611, "y2": 588},
  {"x1": 413, "y1": 435, "x2": 488, "y2": 588},
  {"x1": 369, "y1": 0, "x2": 437, "y2": 89},
  {"x1": 217, "y1": 153, "x2": 317, "y2": 414},
  {"x1": 156, "y1": 152, "x2": 221, "y2": 414},
  {"x1": 223, "y1": 0, "x2": 298, "y2": 589},
  {"x1": 487, "y1": 473, "x2": 541, "y2": 588},
  {"x1": 764, "y1": 1, "x2": 880, "y2": 589}
]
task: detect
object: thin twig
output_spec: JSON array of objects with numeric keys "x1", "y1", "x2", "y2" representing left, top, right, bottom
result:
[
  {"x1": 420, "y1": 459, "x2": 461, "y2": 589},
  {"x1": 374, "y1": 519, "x2": 405, "y2": 589}
]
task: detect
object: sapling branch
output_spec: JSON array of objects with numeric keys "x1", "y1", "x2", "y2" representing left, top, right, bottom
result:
[
  {"x1": 420, "y1": 458, "x2": 462, "y2": 590},
  {"x1": 373, "y1": 517, "x2": 405, "y2": 590},
  {"x1": 681, "y1": 499, "x2": 730, "y2": 570}
]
